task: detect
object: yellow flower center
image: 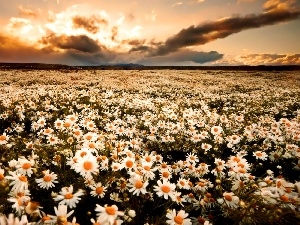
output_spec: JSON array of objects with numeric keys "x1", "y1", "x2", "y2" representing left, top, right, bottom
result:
[
  {"x1": 161, "y1": 185, "x2": 170, "y2": 193},
  {"x1": 43, "y1": 175, "x2": 52, "y2": 182},
  {"x1": 19, "y1": 175, "x2": 27, "y2": 182},
  {"x1": 42, "y1": 216, "x2": 51, "y2": 222},
  {"x1": 224, "y1": 194, "x2": 232, "y2": 201},
  {"x1": 89, "y1": 143, "x2": 96, "y2": 148},
  {"x1": 174, "y1": 215, "x2": 183, "y2": 224},
  {"x1": 0, "y1": 173, "x2": 4, "y2": 181},
  {"x1": 64, "y1": 122, "x2": 71, "y2": 128},
  {"x1": 22, "y1": 162, "x2": 31, "y2": 170},
  {"x1": 162, "y1": 171, "x2": 169, "y2": 178},
  {"x1": 80, "y1": 152, "x2": 87, "y2": 157},
  {"x1": 105, "y1": 206, "x2": 116, "y2": 215},
  {"x1": 86, "y1": 135, "x2": 92, "y2": 140},
  {"x1": 145, "y1": 156, "x2": 151, "y2": 162},
  {"x1": 64, "y1": 193, "x2": 73, "y2": 199},
  {"x1": 134, "y1": 180, "x2": 144, "y2": 189},
  {"x1": 83, "y1": 161, "x2": 93, "y2": 170},
  {"x1": 74, "y1": 130, "x2": 81, "y2": 136},
  {"x1": 96, "y1": 187, "x2": 104, "y2": 194},
  {"x1": 144, "y1": 166, "x2": 151, "y2": 171},
  {"x1": 256, "y1": 152, "x2": 263, "y2": 157},
  {"x1": 0, "y1": 135, "x2": 6, "y2": 141},
  {"x1": 126, "y1": 160, "x2": 134, "y2": 168}
]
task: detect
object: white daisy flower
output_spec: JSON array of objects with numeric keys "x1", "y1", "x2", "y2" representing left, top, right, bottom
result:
[
  {"x1": 153, "y1": 179, "x2": 176, "y2": 200},
  {"x1": 128, "y1": 177, "x2": 148, "y2": 196},
  {"x1": 0, "y1": 133, "x2": 9, "y2": 145},
  {"x1": 90, "y1": 182, "x2": 107, "y2": 198},
  {"x1": 16, "y1": 158, "x2": 35, "y2": 177},
  {"x1": 95, "y1": 204, "x2": 124, "y2": 225},
  {"x1": 166, "y1": 209, "x2": 192, "y2": 225},
  {"x1": 5, "y1": 171, "x2": 29, "y2": 192},
  {"x1": 74, "y1": 154, "x2": 99, "y2": 179},
  {"x1": 53, "y1": 185, "x2": 85, "y2": 209},
  {"x1": 35, "y1": 170, "x2": 58, "y2": 189}
]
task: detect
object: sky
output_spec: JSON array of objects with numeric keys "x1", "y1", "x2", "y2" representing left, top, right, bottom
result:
[{"x1": 0, "y1": 0, "x2": 299, "y2": 66}]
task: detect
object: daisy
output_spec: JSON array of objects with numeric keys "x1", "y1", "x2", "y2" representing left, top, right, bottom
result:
[
  {"x1": 95, "y1": 204, "x2": 124, "y2": 225},
  {"x1": 72, "y1": 128, "x2": 83, "y2": 140},
  {"x1": 49, "y1": 204, "x2": 74, "y2": 225},
  {"x1": 63, "y1": 119, "x2": 74, "y2": 130},
  {"x1": 177, "y1": 178, "x2": 191, "y2": 190},
  {"x1": 0, "y1": 133, "x2": 9, "y2": 144},
  {"x1": 83, "y1": 132, "x2": 98, "y2": 142},
  {"x1": 172, "y1": 191, "x2": 187, "y2": 206},
  {"x1": 153, "y1": 179, "x2": 176, "y2": 200},
  {"x1": 166, "y1": 209, "x2": 192, "y2": 225},
  {"x1": 54, "y1": 119, "x2": 64, "y2": 130},
  {"x1": 140, "y1": 161, "x2": 157, "y2": 180},
  {"x1": 218, "y1": 192, "x2": 239, "y2": 208},
  {"x1": 111, "y1": 162, "x2": 122, "y2": 172},
  {"x1": 82, "y1": 141, "x2": 99, "y2": 152},
  {"x1": 201, "y1": 143, "x2": 212, "y2": 152},
  {"x1": 43, "y1": 127, "x2": 54, "y2": 136},
  {"x1": 121, "y1": 156, "x2": 136, "y2": 171},
  {"x1": 186, "y1": 153, "x2": 199, "y2": 164},
  {"x1": 16, "y1": 158, "x2": 35, "y2": 177},
  {"x1": 253, "y1": 151, "x2": 268, "y2": 160},
  {"x1": 35, "y1": 170, "x2": 58, "y2": 189},
  {"x1": 37, "y1": 117, "x2": 46, "y2": 128},
  {"x1": 210, "y1": 126, "x2": 223, "y2": 136},
  {"x1": 74, "y1": 154, "x2": 99, "y2": 179},
  {"x1": 227, "y1": 134, "x2": 241, "y2": 145},
  {"x1": 140, "y1": 152, "x2": 155, "y2": 164},
  {"x1": 90, "y1": 182, "x2": 107, "y2": 198},
  {"x1": 25, "y1": 201, "x2": 42, "y2": 217},
  {"x1": 53, "y1": 185, "x2": 85, "y2": 209},
  {"x1": 160, "y1": 169, "x2": 172, "y2": 180},
  {"x1": 47, "y1": 135, "x2": 59, "y2": 145},
  {"x1": 128, "y1": 177, "x2": 148, "y2": 196},
  {"x1": 5, "y1": 171, "x2": 29, "y2": 192}
]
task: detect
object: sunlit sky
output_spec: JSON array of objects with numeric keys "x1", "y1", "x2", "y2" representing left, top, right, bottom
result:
[{"x1": 0, "y1": 0, "x2": 299, "y2": 66}]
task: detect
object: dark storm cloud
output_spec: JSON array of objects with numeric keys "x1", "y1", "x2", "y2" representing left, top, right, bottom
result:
[
  {"x1": 66, "y1": 51, "x2": 116, "y2": 65},
  {"x1": 72, "y1": 15, "x2": 108, "y2": 34},
  {"x1": 0, "y1": 33, "x2": 118, "y2": 66},
  {"x1": 150, "y1": 5, "x2": 300, "y2": 56},
  {"x1": 137, "y1": 50, "x2": 223, "y2": 65},
  {"x1": 41, "y1": 34, "x2": 101, "y2": 53},
  {"x1": 129, "y1": 45, "x2": 151, "y2": 53}
]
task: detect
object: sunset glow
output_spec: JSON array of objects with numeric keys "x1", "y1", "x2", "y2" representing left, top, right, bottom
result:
[{"x1": 0, "y1": 0, "x2": 299, "y2": 65}]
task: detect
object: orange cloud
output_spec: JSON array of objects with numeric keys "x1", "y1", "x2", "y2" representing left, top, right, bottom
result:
[
  {"x1": 18, "y1": 5, "x2": 37, "y2": 18},
  {"x1": 238, "y1": 53, "x2": 300, "y2": 65},
  {"x1": 148, "y1": 1, "x2": 300, "y2": 56},
  {"x1": 72, "y1": 15, "x2": 108, "y2": 34}
]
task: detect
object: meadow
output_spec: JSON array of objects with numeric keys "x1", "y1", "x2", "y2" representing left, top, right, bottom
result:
[{"x1": 0, "y1": 69, "x2": 300, "y2": 225}]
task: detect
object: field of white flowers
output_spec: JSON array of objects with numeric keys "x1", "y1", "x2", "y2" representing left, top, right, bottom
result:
[{"x1": 0, "y1": 69, "x2": 300, "y2": 225}]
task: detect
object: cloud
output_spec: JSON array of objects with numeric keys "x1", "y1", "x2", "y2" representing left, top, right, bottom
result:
[
  {"x1": 145, "y1": 10, "x2": 157, "y2": 22},
  {"x1": 0, "y1": 33, "x2": 116, "y2": 66},
  {"x1": 238, "y1": 53, "x2": 300, "y2": 65},
  {"x1": 41, "y1": 34, "x2": 101, "y2": 53},
  {"x1": 172, "y1": 2, "x2": 183, "y2": 7},
  {"x1": 150, "y1": 0, "x2": 300, "y2": 56},
  {"x1": 18, "y1": 5, "x2": 37, "y2": 18},
  {"x1": 72, "y1": 15, "x2": 108, "y2": 34},
  {"x1": 137, "y1": 50, "x2": 223, "y2": 65}
]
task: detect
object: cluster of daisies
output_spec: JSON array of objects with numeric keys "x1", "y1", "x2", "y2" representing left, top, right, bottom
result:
[{"x1": 0, "y1": 69, "x2": 300, "y2": 224}]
